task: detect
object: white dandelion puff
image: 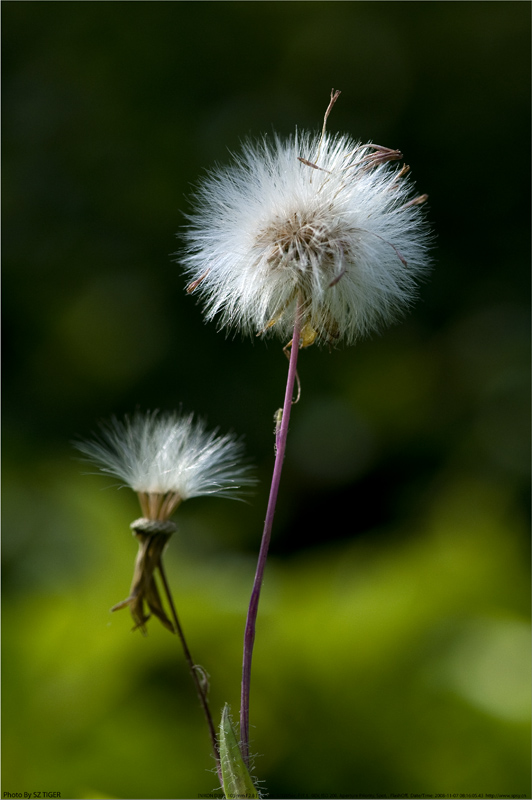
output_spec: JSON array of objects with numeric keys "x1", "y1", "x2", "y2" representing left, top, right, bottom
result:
[
  {"x1": 181, "y1": 115, "x2": 431, "y2": 346},
  {"x1": 76, "y1": 410, "x2": 256, "y2": 520}
]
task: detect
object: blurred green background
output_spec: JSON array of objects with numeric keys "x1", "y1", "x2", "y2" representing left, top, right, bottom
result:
[{"x1": 3, "y1": 2, "x2": 530, "y2": 799}]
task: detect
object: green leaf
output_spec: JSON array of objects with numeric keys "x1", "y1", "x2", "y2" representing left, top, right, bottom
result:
[{"x1": 219, "y1": 704, "x2": 260, "y2": 799}]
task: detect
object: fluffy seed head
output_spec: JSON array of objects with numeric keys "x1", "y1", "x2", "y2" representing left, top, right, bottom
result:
[
  {"x1": 76, "y1": 410, "x2": 255, "y2": 519},
  {"x1": 181, "y1": 127, "x2": 431, "y2": 345}
]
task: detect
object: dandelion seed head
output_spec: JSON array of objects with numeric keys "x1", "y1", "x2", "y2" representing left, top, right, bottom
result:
[
  {"x1": 181, "y1": 128, "x2": 432, "y2": 345},
  {"x1": 75, "y1": 410, "x2": 256, "y2": 512}
]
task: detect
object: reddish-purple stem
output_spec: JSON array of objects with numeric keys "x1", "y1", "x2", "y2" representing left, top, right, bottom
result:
[{"x1": 239, "y1": 300, "x2": 303, "y2": 765}]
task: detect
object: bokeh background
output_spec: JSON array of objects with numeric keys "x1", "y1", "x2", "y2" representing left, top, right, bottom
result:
[{"x1": 3, "y1": 3, "x2": 530, "y2": 799}]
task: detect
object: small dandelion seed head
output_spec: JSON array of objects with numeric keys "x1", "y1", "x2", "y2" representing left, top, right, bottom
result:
[
  {"x1": 75, "y1": 410, "x2": 256, "y2": 516},
  {"x1": 180, "y1": 127, "x2": 432, "y2": 345}
]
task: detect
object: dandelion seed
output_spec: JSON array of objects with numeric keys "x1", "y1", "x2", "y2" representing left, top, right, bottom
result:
[{"x1": 181, "y1": 103, "x2": 431, "y2": 347}]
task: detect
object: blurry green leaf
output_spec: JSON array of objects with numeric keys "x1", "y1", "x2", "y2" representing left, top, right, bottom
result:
[{"x1": 219, "y1": 704, "x2": 259, "y2": 799}]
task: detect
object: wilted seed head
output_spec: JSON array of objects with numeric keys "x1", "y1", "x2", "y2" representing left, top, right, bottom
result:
[
  {"x1": 76, "y1": 410, "x2": 256, "y2": 521},
  {"x1": 76, "y1": 410, "x2": 256, "y2": 633},
  {"x1": 181, "y1": 96, "x2": 431, "y2": 346}
]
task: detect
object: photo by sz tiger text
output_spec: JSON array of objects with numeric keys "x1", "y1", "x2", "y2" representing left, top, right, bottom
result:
[{"x1": 2, "y1": 793, "x2": 61, "y2": 798}]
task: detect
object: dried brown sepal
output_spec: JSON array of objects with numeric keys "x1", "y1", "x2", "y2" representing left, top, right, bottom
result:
[
  {"x1": 399, "y1": 193, "x2": 429, "y2": 210},
  {"x1": 111, "y1": 527, "x2": 175, "y2": 634},
  {"x1": 323, "y1": 88, "x2": 341, "y2": 135},
  {"x1": 297, "y1": 157, "x2": 332, "y2": 174},
  {"x1": 389, "y1": 164, "x2": 411, "y2": 191},
  {"x1": 357, "y1": 145, "x2": 403, "y2": 173},
  {"x1": 312, "y1": 88, "x2": 342, "y2": 167},
  {"x1": 186, "y1": 269, "x2": 210, "y2": 294}
]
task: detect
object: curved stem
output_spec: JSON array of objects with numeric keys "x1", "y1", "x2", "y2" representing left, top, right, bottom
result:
[
  {"x1": 158, "y1": 560, "x2": 223, "y2": 787},
  {"x1": 239, "y1": 298, "x2": 303, "y2": 765}
]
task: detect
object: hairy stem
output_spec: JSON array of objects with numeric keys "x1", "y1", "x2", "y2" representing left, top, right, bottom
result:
[
  {"x1": 239, "y1": 298, "x2": 303, "y2": 765},
  {"x1": 158, "y1": 560, "x2": 223, "y2": 786}
]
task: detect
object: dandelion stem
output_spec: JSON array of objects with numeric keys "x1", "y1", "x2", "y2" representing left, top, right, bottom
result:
[
  {"x1": 157, "y1": 560, "x2": 223, "y2": 787},
  {"x1": 239, "y1": 297, "x2": 303, "y2": 765}
]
